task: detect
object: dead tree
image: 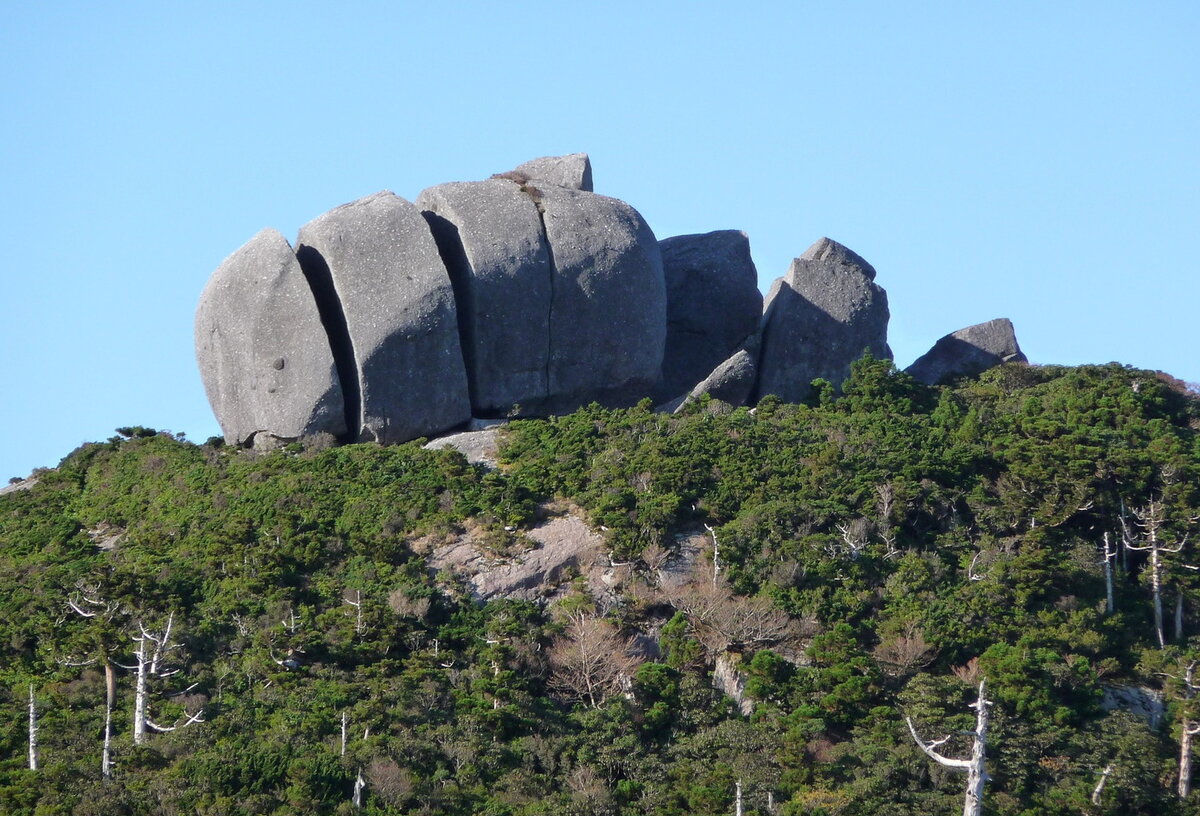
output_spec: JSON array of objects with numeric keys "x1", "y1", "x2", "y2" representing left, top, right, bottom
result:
[
  {"x1": 1176, "y1": 662, "x2": 1200, "y2": 798},
  {"x1": 102, "y1": 659, "x2": 115, "y2": 777},
  {"x1": 1125, "y1": 499, "x2": 1193, "y2": 648},
  {"x1": 1102, "y1": 532, "x2": 1116, "y2": 614},
  {"x1": 1092, "y1": 763, "x2": 1114, "y2": 806},
  {"x1": 27, "y1": 684, "x2": 38, "y2": 771},
  {"x1": 906, "y1": 679, "x2": 991, "y2": 816},
  {"x1": 547, "y1": 615, "x2": 644, "y2": 708},
  {"x1": 119, "y1": 614, "x2": 204, "y2": 745}
]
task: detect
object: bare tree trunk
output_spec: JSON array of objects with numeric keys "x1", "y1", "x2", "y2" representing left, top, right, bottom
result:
[
  {"x1": 1181, "y1": 723, "x2": 1200, "y2": 798},
  {"x1": 735, "y1": 779, "x2": 743, "y2": 816},
  {"x1": 102, "y1": 661, "x2": 115, "y2": 778},
  {"x1": 133, "y1": 640, "x2": 148, "y2": 745},
  {"x1": 341, "y1": 711, "x2": 348, "y2": 757},
  {"x1": 1103, "y1": 532, "x2": 1115, "y2": 615},
  {"x1": 353, "y1": 769, "x2": 365, "y2": 808},
  {"x1": 907, "y1": 679, "x2": 990, "y2": 816},
  {"x1": 27, "y1": 684, "x2": 38, "y2": 771},
  {"x1": 1092, "y1": 764, "x2": 1113, "y2": 806}
]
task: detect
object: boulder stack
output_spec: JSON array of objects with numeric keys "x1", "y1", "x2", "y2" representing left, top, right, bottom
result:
[{"x1": 195, "y1": 154, "x2": 1031, "y2": 449}]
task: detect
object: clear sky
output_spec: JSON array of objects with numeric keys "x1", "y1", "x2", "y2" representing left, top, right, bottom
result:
[{"x1": 2, "y1": 2, "x2": 1197, "y2": 480}]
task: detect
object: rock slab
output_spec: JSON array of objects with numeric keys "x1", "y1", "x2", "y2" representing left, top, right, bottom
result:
[
  {"x1": 756, "y1": 237, "x2": 891, "y2": 402},
  {"x1": 296, "y1": 192, "x2": 471, "y2": 443},
  {"x1": 417, "y1": 179, "x2": 553, "y2": 416},
  {"x1": 656, "y1": 230, "x2": 762, "y2": 402},
  {"x1": 905, "y1": 318, "x2": 1027, "y2": 385},
  {"x1": 195, "y1": 228, "x2": 346, "y2": 445},
  {"x1": 537, "y1": 185, "x2": 666, "y2": 412}
]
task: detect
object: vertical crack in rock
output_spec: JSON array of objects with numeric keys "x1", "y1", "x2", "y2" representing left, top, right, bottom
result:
[
  {"x1": 422, "y1": 211, "x2": 479, "y2": 409},
  {"x1": 295, "y1": 244, "x2": 361, "y2": 442}
]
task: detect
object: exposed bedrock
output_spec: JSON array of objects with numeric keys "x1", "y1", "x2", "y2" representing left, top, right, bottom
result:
[
  {"x1": 195, "y1": 228, "x2": 346, "y2": 446},
  {"x1": 295, "y1": 191, "x2": 471, "y2": 443},
  {"x1": 756, "y1": 237, "x2": 891, "y2": 403},
  {"x1": 511, "y1": 152, "x2": 594, "y2": 192},
  {"x1": 655, "y1": 230, "x2": 762, "y2": 403},
  {"x1": 905, "y1": 317, "x2": 1027, "y2": 385},
  {"x1": 536, "y1": 184, "x2": 667, "y2": 413},
  {"x1": 416, "y1": 179, "x2": 553, "y2": 416},
  {"x1": 679, "y1": 347, "x2": 759, "y2": 411}
]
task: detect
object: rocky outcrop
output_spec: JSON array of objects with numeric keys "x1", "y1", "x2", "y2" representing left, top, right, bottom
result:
[
  {"x1": 756, "y1": 237, "x2": 891, "y2": 402},
  {"x1": 417, "y1": 179, "x2": 553, "y2": 415},
  {"x1": 296, "y1": 192, "x2": 471, "y2": 443},
  {"x1": 905, "y1": 318, "x2": 1027, "y2": 385},
  {"x1": 197, "y1": 155, "x2": 1031, "y2": 451},
  {"x1": 511, "y1": 152, "x2": 593, "y2": 192},
  {"x1": 656, "y1": 230, "x2": 762, "y2": 403},
  {"x1": 195, "y1": 228, "x2": 346, "y2": 446}
]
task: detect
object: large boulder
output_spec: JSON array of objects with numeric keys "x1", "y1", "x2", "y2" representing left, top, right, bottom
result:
[
  {"x1": 756, "y1": 237, "x2": 891, "y2": 402},
  {"x1": 295, "y1": 192, "x2": 471, "y2": 443},
  {"x1": 655, "y1": 230, "x2": 762, "y2": 402},
  {"x1": 905, "y1": 318, "x2": 1027, "y2": 384},
  {"x1": 195, "y1": 228, "x2": 346, "y2": 446},
  {"x1": 417, "y1": 179, "x2": 553, "y2": 416},
  {"x1": 510, "y1": 153, "x2": 593, "y2": 192},
  {"x1": 536, "y1": 185, "x2": 666, "y2": 412}
]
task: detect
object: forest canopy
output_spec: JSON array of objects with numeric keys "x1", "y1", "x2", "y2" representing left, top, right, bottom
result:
[{"x1": 1, "y1": 360, "x2": 1199, "y2": 815}]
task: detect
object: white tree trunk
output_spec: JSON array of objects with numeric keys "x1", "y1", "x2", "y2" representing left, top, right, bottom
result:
[
  {"x1": 1092, "y1": 764, "x2": 1113, "y2": 806},
  {"x1": 1181, "y1": 723, "x2": 1199, "y2": 798},
  {"x1": 353, "y1": 769, "x2": 365, "y2": 808},
  {"x1": 27, "y1": 683, "x2": 38, "y2": 771},
  {"x1": 133, "y1": 640, "x2": 148, "y2": 745},
  {"x1": 735, "y1": 779, "x2": 743, "y2": 816},
  {"x1": 102, "y1": 661, "x2": 115, "y2": 777},
  {"x1": 1103, "y1": 532, "x2": 1115, "y2": 615},
  {"x1": 906, "y1": 679, "x2": 990, "y2": 816}
]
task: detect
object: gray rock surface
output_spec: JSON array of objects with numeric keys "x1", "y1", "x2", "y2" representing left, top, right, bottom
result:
[
  {"x1": 905, "y1": 318, "x2": 1027, "y2": 385},
  {"x1": 429, "y1": 513, "x2": 607, "y2": 602},
  {"x1": 656, "y1": 230, "x2": 762, "y2": 402},
  {"x1": 423, "y1": 426, "x2": 504, "y2": 469},
  {"x1": 296, "y1": 192, "x2": 471, "y2": 443},
  {"x1": 416, "y1": 179, "x2": 553, "y2": 415},
  {"x1": 195, "y1": 228, "x2": 346, "y2": 445},
  {"x1": 756, "y1": 237, "x2": 891, "y2": 402},
  {"x1": 511, "y1": 153, "x2": 593, "y2": 192},
  {"x1": 0, "y1": 477, "x2": 38, "y2": 497},
  {"x1": 537, "y1": 185, "x2": 666, "y2": 412},
  {"x1": 677, "y1": 347, "x2": 758, "y2": 411}
]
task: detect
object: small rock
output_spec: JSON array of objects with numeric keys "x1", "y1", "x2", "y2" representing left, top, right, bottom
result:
[
  {"x1": 905, "y1": 318, "x2": 1028, "y2": 385},
  {"x1": 677, "y1": 347, "x2": 758, "y2": 411},
  {"x1": 510, "y1": 153, "x2": 594, "y2": 192}
]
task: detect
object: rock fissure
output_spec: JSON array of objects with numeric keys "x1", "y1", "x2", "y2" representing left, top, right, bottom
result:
[
  {"x1": 294, "y1": 244, "x2": 362, "y2": 442},
  {"x1": 421, "y1": 211, "x2": 479, "y2": 410}
]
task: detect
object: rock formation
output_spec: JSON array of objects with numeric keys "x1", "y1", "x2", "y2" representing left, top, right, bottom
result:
[
  {"x1": 905, "y1": 318, "x2": 1027, "y2": 385},
  {"x1": 756, "y1": 237, "x2": 891, "y2": 403},
  {"x1": 296, "y1": 191, "x2": 471, "y2": 444},
  {"x1": 195, "y1": 228, "x2": 346, "y2": 447},
  {"x1": 655, "y1": 230, "x2": 762, "y2": 403},
  {"x1": 195, "y1": 154, "x2": 1030, "y2": 450}
]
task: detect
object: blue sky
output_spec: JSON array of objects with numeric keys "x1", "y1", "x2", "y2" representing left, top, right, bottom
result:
[{"x1": 2, "y1": 2, "x2": 1197, "y2": 479}]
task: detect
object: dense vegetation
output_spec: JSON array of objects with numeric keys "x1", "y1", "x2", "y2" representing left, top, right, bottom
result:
[{"x1": 2, "y1": 359, "x2": 1199, "y2": 815}]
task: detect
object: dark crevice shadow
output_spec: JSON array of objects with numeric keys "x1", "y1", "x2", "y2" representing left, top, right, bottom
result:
[
  {"x1": 295, "y1": 244, "x2": 361, "y2": 443},
  {"x1": 421, "y1": 211, "x2": 478, "y2": 411}
]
